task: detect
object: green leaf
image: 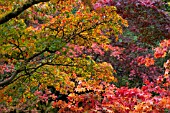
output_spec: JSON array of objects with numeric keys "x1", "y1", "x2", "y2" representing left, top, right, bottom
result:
[
  {"x1": 18, "y1": 87, "x2": 25, "y2": 93},
  {"x1": 119, "y1": 38, "x2": 123, "y2": 42},
  {"x1": 133, "y1": 36, "x2": 138, "y2": 41},
  {"x1": 71, "y1": 8, "x2": 78, "y2": 14}
]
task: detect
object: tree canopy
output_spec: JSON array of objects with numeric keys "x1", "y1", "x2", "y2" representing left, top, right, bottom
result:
[{"x1": 0, "y1": 0, "x2": 170, "y2": 112}]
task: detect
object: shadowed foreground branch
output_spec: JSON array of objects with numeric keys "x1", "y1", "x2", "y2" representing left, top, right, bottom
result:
[{"x1": 0, "y1": 0, "x2": 50, "y2": 25}]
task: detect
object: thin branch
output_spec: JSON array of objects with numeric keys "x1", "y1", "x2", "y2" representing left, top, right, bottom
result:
[
  {"x1": 8, "y1": 38, "x2": 25, "y2": 60},
  {"x1": 66, "y1": 20, "x2": 109, "y2": 43},
  {"x1": 0, "y1": 0, "x2": 50, "y2": 24}
]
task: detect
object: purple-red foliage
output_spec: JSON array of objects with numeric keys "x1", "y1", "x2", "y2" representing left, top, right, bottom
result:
[{"x1": 94, "y1": 0, "x2": 170, "y2": 45}]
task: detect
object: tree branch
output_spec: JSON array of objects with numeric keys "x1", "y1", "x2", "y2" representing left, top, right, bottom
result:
[
  {"x1": 0, "y1": 0, "x2": 50, "y2": 25},
  {"x1": 0, "y1": 68, "x2": 24, "y2": 87}
]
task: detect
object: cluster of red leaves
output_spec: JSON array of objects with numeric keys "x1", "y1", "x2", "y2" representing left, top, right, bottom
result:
[
  {"x1": 0, "y1": 63, "x2": 14, "y2": 74},
  {"x1": 55, "y1": 43, "x2": 124, "y2": 60},
  {"x1": 99, "y1": 42, "x2": 162, "y2": 85},
  {"x1": 34, "y1": 89, "x2": 57, "y2": 103},
  {"x1": 154, "y1": 39, "x2": 170, "y2": 58},
  {"x1": 164, "y1": 59, "x2": 170, "y2": 78},
  {"x1": 101, "y1": 84, "x2": 170, "y2": 113},
  {"x1": 44, "y1": 80, "x2": 169, "y2": 112},
  {"x1": 136, "y1": 56, "x2": 154, "y2": 67}
]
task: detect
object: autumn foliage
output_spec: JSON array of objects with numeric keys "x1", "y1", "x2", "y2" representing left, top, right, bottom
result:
[{"x1": 0, "y1": 0, "x2": 170, "y2": 113}]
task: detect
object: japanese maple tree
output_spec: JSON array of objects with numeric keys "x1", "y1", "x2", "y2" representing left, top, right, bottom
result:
[{"x1": 0, "y1": 0, "x2": 169, "y2": 113}]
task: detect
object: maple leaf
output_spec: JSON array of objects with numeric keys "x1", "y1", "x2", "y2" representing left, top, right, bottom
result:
[
  {"x1": 7, "y1": 96, "x2": 12, "y2": 103},
  {"x1": 144, "y1": 57, "x2": 154, "y2": 67}
]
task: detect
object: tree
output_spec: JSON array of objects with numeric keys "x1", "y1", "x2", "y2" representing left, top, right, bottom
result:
[
  {"x1": 0, "y1": 0, "x2": 125, "y2": 112},
  {"x1": 0, "y1": 0, "x2": 169, "y2": 112}
]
